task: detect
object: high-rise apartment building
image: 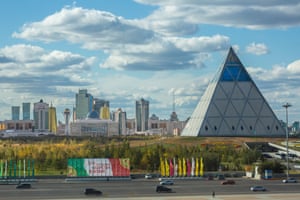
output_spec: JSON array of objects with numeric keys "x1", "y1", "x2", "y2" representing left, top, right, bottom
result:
[
  {"x1": 22, "y1": 102, "x2": 31, "y2": 120},
  {"x1": 33, "y1": 99, "x2": 49, "y2": 131},
  {"x1": 11, "y1": 106, "x2": 20, "y2": 120},
  {"x1": 135, "y1": 98, "x2": 149, "y2": 132},
  {"x1": 75, "y1": 89, "x2": 93, "y2": 120}
]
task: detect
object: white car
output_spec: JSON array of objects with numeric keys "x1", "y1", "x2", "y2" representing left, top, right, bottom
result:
[
  {"x1": 159, "y1": 180, "x2": 174, "y2": 185},
  {"x1": 282, "y1": 177, "x2": 297, "y2": 183},
  {"x1": 145, "y1": 174, "x2": 153, "y2": 179}
]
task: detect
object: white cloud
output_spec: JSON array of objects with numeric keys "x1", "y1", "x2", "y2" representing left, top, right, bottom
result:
[
  {"x1": 136, "y1": 0, "x2": 300, "y2": 36},
  {"x1": 13, "y1": 7, "x2": 231, "y2": 71},
  {"x1": 287, "y1": 60, "x2": 300, "y2": 73},
  {"x1": 246, "y1": 43, "x2": 269, "y2": 55},
  {"x1": 0, "y1": 44, "x2": 96, "y2": 113}
]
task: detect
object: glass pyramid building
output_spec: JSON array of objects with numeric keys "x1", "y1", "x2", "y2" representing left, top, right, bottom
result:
[{"x1": 181, "y1": 47, "x2": 285, "y2": 137}]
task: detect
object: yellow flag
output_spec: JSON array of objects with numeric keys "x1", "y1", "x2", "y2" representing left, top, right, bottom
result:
[
  {"x1": 178, "y1": 158, "x2": 182, "y2": 176},
  {"x1": 160, "y1": 157, "x2": 165, "y2": 177},
  {"x1": 165, "y1": 159, "x2": 169, "y2": 177},
  {"x1": 200, "y1": 157, "x2": 204, "y2": 176},
  {"x1": 183, "y1": 158, "x2": 186, "y2": 177},
  {"x1": 195, "y1": 157, "x2": 199, "y2": 176}
]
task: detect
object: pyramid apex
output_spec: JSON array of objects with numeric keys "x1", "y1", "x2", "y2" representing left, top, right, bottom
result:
[{"x1": 225, "y1": 46, "x2": 241, "y2": 64}]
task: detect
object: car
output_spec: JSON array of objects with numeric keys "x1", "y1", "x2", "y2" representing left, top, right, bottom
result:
[
  {"x1": 130, "y1": 174, "x2": 136, "y2": 179},
  {"x1": 16, "y1": 183, "x2": 31, "y2": 189},
  {"x1": 84, "y1": 188, "x2": 102, "y2": 195},
  {"x1": 159, "y1": 180, "x2": 174, "y2": 185},
  {"x1": 216, "y1": 174, "x2": 225, "y2": 180},
  {"x1": 221, "y1": 180, "x2": 235, "y2": 185},
  {"x1": 250, "y1": 186, "x2": 266, "y2": 191},
  {"x1": 145, "y1": 174, "x2": 153, "y2": 179},
  {"x1": 282, "y1": 177, "x2": 297, "y2": 183},
  {"x1": 156, "y1": 185, "x2": 172, "y2": 193}
]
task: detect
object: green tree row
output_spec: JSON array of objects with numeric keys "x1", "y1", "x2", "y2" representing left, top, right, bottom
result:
[{"x1": 0, "y1": 137, "x2": 265, "y2": 175}]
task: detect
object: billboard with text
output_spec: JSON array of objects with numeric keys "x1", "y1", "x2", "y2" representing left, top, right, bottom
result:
[{"x1": 67, "y1": 158, "x2": 130, "y2": 177}]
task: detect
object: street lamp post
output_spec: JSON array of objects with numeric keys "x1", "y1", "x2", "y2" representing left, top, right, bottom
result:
[{"x1": 282, "y1": 102, "x2": 291, "y2": 179}]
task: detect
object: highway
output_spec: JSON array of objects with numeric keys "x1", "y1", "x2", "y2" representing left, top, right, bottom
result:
[{"x1": 0, "y1": 177, "x2": 299, "y2": 200}]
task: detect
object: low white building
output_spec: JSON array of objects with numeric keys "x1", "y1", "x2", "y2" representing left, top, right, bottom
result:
[{"x1": 70, "y1": 119, "x2": 119, "y2": 137}]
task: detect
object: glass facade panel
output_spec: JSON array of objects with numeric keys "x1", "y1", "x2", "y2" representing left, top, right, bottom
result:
[
  {"x1": 221, "y1": 68, "x2": 233, "y2": 81},
  {"x1": 237, "y1": 68, "x2": 251, "y2": 81},
  {"x1": 221, "y1": 65, "x2": 250, "y2": 82}
]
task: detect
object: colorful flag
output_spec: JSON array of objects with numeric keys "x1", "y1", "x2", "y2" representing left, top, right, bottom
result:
[
  {"x1": 165, "y1": 158, "x2": 169, "y2": 177},
  {"x1": 200, "y1": 157, "x2": 204, "y2": 176},
  {"x1": 191, "y1": 157, "x2": 195, "y2": 177},
  {"x1": 178, "y1": 158, "x2": 182, "y2": 176},
  {"x1": 23, "y1": 159, "x2": 26, "y2": 178},
  {"x1": 0, "y1": 160, "x2": 3, "y2": 177},
  {"x1": 31, "y1": 160, "x2": 35, "y2": 177},
  {"x1": 169, "y1": 159, "x2": 174, "y2": 177},
  {"x1": 187, "y1": 158, "x2": 191, "y2": 177},
  {"x1": 18, "y1": 160, "x2": 21, "y2": 178},
  {"x1": 183, "y1": 158, "x2": 186, "y2": 177},
  {"x1": 195, "y1": 158, "x2": 199, "y2": 176},
  {"x1": 160, "y1": 157, "x2": 165, "y2": 177},
  {"x1": 5, "y1": 160, "x2": 8, "y2": 178},
  {"x1": 174, "y1": 158, "x2": 178, "y2": 177}
]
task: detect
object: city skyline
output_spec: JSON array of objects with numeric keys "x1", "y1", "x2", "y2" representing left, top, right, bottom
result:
[{"x1": 0, "y1": 1, "x2": 300, "y2": 123}]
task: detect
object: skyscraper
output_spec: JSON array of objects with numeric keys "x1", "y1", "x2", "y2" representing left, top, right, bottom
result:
[
  {"x1": 75, "y1": 89, "x2": 93, "y2": 119},
  {"x1": 33, "y1": 99, "x2": 49, "y2": 131},
  {"x1": 49, "y1": 103, "x2": 57, "y2": 134},
  {"x1": 135, "y1": 98, "x2": 149, "y2": 132},
  {"x1": 114, "y1": 108, "x2": 127, "y2": 135},
  {"x1": 11, "y1": 106, "x2": 20, "y2": 120},
  {"x1": 22, "y1": 102, "x2": 31, "y2": 120},
  {"x1": 100, "y1": 103, "x2": 110, "y2": 120},
  {"x1": 93, "y1": 98, "x2": 110, "y2": 117}
]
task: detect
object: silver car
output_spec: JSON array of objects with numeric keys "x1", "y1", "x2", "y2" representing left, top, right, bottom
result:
[
  {"x1": 282, "y1": 177, "x2": 297, "y2": 183},
  {"x1": 159, "y1": 180, "x2": 174, "y2": 185},
  {"x1": 250, "y1": 186, "x2": 266, "y2": 191}
]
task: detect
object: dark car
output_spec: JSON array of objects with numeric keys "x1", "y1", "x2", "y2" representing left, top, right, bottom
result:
[
  {"x1": 16, "y1": 183, "x2": 31, "y2": 189},
  {"x1": 156, "y1": 185, "x2": 172, "y2": 193},
  {"x1": 221, "y1": 180, "x2": 235, "y2": 185},
  {"x1": 84, "y1": 188, "x2": 102, "y2": 195}
]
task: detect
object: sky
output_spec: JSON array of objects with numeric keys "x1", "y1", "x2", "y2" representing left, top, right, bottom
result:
[{"x1": 0, "y1": 0, "x2": 300, "y2": 124}]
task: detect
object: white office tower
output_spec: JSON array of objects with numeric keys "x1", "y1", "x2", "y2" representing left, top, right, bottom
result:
[
  {"x1": 33, "y1": 99, "x2": 49, "y2": 131},
  {"x1": 114, "y1": 108, "x2": 127, "y2": 135},
  {"x1": 64, "y1": 108, "x2": 71, "y2": 136}
]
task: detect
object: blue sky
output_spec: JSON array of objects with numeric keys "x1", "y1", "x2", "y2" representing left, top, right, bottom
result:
[{"x1": 0, "y1": 0, "x2": 300, "y2": 123}]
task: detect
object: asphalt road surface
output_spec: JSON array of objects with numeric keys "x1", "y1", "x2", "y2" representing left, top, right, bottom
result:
[{"x1": 0, "y1": 178, "x2": 299, "y2": 200}]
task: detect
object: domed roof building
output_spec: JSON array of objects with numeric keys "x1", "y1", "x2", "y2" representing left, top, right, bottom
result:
[{"x1": 86, "y1": 110, "x2": 99, "y2": 119}]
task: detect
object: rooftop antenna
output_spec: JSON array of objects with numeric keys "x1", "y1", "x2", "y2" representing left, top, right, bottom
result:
[{"x1": 173, "y1": 91, "x2": 176, "y2": 113}]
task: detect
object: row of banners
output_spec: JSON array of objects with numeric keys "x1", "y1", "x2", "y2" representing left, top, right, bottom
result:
[
  {"x1": 0, "y1": 159, "x2": 35, "y2": 179},
  {"x1": 67, "y1": 158, "x2": 130, "y2": 177},
  {"x1": 160, "y1": 157, "x2": 204, "y2": 177}
]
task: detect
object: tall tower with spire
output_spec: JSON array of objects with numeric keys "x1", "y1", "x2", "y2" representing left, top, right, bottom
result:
[{"x1": 170, "y1": 91, "x2": 179, "y2": 121}]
